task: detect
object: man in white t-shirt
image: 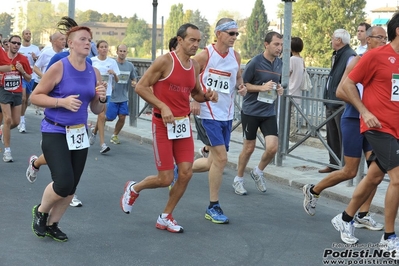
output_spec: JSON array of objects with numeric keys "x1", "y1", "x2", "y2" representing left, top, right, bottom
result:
[
  {"x1": 18, "y1": 29, "x2": 41, "y2": 133},
  {"x1": 355, "y1": 22, "x2": 371, "y2": 55}
]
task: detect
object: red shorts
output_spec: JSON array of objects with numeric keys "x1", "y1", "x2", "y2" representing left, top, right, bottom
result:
[{"x1": 152, "y1": 116, "x2": 194, "y2": 171}]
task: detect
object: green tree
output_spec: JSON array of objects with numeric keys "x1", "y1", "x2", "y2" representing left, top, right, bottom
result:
[
  {"x1": 164, "y1": 4, "x2": 184, "y2": 48},
  {"x1": 289, "y1": 0, "x2": 366, "y2": 67},
  {"x1": 122, "y1": 15, "x2": 151, "y2": 55},
  {"x1": 189, "y1": 10, "x2": 211, "y2": 49},
  {"x1": 241, "y1": 0, "x2": 269, "y2": 59},
  {"x1": 0, "y1": 13, "x2": 13, "y2": 38},
  {"x1": 26, "y1": 1, "x2": 58, "y2": 45},
  {"x1": 76, "y1": 10, "x2": 102, "y2": 24}
]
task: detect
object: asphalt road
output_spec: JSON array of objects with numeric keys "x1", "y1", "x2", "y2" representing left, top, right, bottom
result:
[{"x1": 0, "y1": 110, "x2": 392, "y2": 266}]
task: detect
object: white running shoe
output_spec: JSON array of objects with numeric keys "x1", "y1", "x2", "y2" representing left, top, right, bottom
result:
[
  {"x1": 89, "y1": 128, "x2": 96, "y2": 145},
  {"x1": 155, "y1": 214, "x2": 184, "y2": 233},
  {"x1": 3, "y1": 150, "x2": 13, "y2": 162},
  {"x1": 331, "y1": 213, "x2": 358, "y2": 244},
  {"x1": 354, "y1": 213, "x2": 384, "y2": 231},
  {"x1": 232, "y1": 181, "x2": 247, "y2": 195},
  {"x1": 18, "y1": 122, "x2": 26, "y2": 133},
  {"x1": 379, "y1": 234, "x2": 399, "y2": 259},
  {"x1": 120, "y1": 181, "x2": 139, "y2": 214},
  {"x1": 26, "y1": 155, "x2": 39, "y2": 183},
  {"x1": 199, "y1": 147, "x2": 209, "y2": 158},
  {"x1": 302, "y1": 184, "x2": 319, "y2": 216},
  {"x1": 250, "y1": 170, "x2": 267, "y2": 193},
  {"x1": 70, "y1": 195, "x2": 83, "y2": 207},
  {"x1": 100, "y1": 143, "x2": 110, "y2": 154}
]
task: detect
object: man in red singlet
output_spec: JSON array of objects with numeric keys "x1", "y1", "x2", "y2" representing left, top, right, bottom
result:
[{"x1": 119, "y1": 23, "x2": 218, "y2": 233}]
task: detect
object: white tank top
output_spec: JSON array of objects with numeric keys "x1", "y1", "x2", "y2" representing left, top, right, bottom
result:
[{"x1": 199, "y1": 44, "x2": 239, "y2": 121}]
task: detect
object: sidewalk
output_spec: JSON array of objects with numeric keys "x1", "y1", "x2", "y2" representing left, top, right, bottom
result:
[{"x1": 87, "y1": 112, "x2": 388, "y2": 216}]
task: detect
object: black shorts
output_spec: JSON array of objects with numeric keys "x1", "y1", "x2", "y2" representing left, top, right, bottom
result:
[
  {"x1": 0, "y1": 88, "x2": 22, "y2": 107},
  {"x1": 364, "y1": 130, "x2": 399, "y2": 172},
  {"x1": 194, "y1": 115, "x2": 211, "y2": 146},
  {"x1": 241, "y1": 112, "x2": 278, "y2": 140}
]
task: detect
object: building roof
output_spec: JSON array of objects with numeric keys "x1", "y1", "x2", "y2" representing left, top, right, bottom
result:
[
  {"x1": 81, "y1": 22, "x2": 128, "y2": 28},
  {"x1": 371, "y1": 6, "x2": 398, "y2": 12}
]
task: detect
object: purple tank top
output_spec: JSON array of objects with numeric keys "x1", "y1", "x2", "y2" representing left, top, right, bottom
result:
[{"x1": 42, "y1": 57, "x2": 96, "y2": 133}]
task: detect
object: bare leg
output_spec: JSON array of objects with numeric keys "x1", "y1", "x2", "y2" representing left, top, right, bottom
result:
[
  {"x1": 113, "y1": 115, "x2": 126, "y2": 135},
  {"x1": 237, "y1": 139, "x2": 256, "y2": 177}
]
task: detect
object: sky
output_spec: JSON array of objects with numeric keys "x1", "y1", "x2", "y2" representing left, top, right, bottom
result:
[{"x1": 2, "y1": 0, "x2": 398, "y2": 25}]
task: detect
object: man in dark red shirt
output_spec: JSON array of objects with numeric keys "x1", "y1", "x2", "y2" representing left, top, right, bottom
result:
[{"x1": 0, "y1": 35, "x2": 32, "y2": 162}]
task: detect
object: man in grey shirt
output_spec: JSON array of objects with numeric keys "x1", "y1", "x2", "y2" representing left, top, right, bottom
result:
[{"x1": 102, "y1": 44, "x2": 137, "y2": 144}]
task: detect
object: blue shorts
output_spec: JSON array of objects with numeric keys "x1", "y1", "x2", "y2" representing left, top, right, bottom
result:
[
  {"x1": 22, "y1": 79, "x2": 35, "y2": 94},
  {"x1": 106, "y1": 101, "x2": 129, "y2": 121},
  {"x1": 200, "y1": 119, "x2": 232, "y2": 151},
  {"x1": 341, "y1": 117, "x2": 372, "y2": 157}
]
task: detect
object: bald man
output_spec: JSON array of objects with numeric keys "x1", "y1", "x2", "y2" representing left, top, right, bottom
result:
[{"x1": 18, "y1": 29, "x2": 41, "y2": 133}]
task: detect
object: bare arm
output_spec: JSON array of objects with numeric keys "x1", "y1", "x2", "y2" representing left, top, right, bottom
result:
[
  {"x1": 33, "y1": 65, "x2": 43, "y2": 79},
  {"x1": 234, "y1": 51, "x2": 247, "y2": 96},
  {"x1": 336, "y1": 56, "x2": 360, "y2": 102},
  {"x1": 90, "y1": 67, "x2": 106, "y2": 114},
  {"x1": 0, "y1": 65, "x2": 12, "y2": 72},
  {"x1": 342, "y1": 76, "x2": 381, "y2": 129}
]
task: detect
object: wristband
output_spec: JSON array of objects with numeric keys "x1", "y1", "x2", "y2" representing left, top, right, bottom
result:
[{"x1": 99, "y1": 98, "x2": 107, "y2": 103}]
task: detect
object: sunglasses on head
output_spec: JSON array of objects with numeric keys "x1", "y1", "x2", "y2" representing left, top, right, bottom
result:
[
  {"x1": 10, "y1": 41, "x2": 21, "y2": 46},
  {"x1": 224, "y1": 31, "x2": 239, "y2": 37}
]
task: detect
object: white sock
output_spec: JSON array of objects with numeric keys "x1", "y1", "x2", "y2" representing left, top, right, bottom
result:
[
  {"x1": 20, "y1": 116, "x2": 25, "y2": 123},
  {"x1": 161, "y1": 213, "x2": 169, "y2": 219},
  {"x1": 129, "y1": 184, "x2": 138, "y2": 194},
  {"x1": 4, "y1": 147, "x2": 11, "y2": 152},
  {"x1": 254, "y1": 166, "x2": 263, "y2": 175},
  {"x1": 234, "y1": 176, "x2": 244, "y2": 183}
]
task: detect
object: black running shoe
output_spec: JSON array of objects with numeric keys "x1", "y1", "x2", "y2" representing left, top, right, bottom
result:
[
  {"x1": 32, "y1": 204, "x2": 48, "y2": 238},
  {"x1": 46, "y1": 223, "x2": 68, "y2": 242}
]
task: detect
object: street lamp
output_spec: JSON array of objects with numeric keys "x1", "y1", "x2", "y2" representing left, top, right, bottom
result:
[{"x1": 152, "y1": 0, "x2": 158, "y2": 61}]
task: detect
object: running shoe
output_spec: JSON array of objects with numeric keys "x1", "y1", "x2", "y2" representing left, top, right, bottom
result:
[
  {"x1": 379, "y1": 234, "x2": 399, "y2": 259},
  {"x1": 32, "y1": 204, "x2": 48, "y2": 238},
  {"x1": 169, "y1": 164, "x2": 178, "y2": 190},
  {"x1": 18, "y1": 121, "x2": 26, "y2": 133},
  {"x1": 26, "y1": 155, "x2": 39, "y2": 183},
  {"x1": 89, "y1": 128, "x2": 96, "y2": 145},
  {"x1": 205, "y1": 204, "x2": 229, "y2": 224},
  {"x1": 120, "y1": 181, "x2": 139, "y2": 214},
  {"x1": 3, "y1": 150, "x2": 13, "y2": 162},
  {"x1": 353, "y1": 213, "x2": 384, "y2": 231},
  {"x1": 155, "y1": 214, "x2": 184, "y2": 233},
  {"x1": 110, "y1": 135, "x2": 120, "y2": 144},
  {"x1": 250, "y1": 170, "x2": 267, "y2": 193},
  {"x1": 199, "y1": 147, "x2": 209, "y2": 158},
  {"x1": 331, "y1": 213, "x2": 358, "y2": 244},
  {"x1": 302, "y1": 184, "x2": 319, "y2": 216},
  {"x1": 100, "y1": 143, "x2": 110, "y2": 154},
  {"x1": 46, "y1": 223, "x2": 68, "y2": 242},
  {"x1": 232, "y1": 181, "x2": 247, "y2": 195},
  {"x1": 70, "y1": 195, "x2": 83, "y2": 207}
]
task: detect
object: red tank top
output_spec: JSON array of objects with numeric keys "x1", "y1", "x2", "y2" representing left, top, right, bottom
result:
[{"x1": 153, "y1": 51, "x2": 195, "y2": 117}]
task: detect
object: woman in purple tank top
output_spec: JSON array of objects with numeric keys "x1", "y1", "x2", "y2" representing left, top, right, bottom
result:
[{"x1": 29, "y1": 26, "x2": 107, "y2": 242}]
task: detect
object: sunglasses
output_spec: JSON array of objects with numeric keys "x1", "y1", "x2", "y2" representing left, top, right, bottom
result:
[
  {"x1": 10, "y1": 41, "x2": 22, "y2": 46},
  {"x1": 224, "y1": 31, "x2": 239, "y2": 37}
]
